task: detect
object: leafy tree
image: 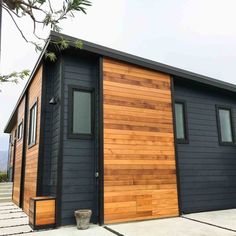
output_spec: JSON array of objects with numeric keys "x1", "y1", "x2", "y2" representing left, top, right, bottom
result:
[{"x1": 0, "y1": 0, "x2": 91, "y2": 83}]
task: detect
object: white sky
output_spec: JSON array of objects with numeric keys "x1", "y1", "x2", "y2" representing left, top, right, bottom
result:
[{"x1": 1, "y1": 0, "x2": 236, "y2": 151}]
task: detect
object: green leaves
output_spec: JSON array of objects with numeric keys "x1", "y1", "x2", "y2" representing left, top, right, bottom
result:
[
  {"x1": 1, "y1": 0, "x2": 91, "y2": 87},
  {"x1": 0, "y1": 70, "x2": 30, "y2": 84},
  {"x1": 45, "y1": 38, "x2": 83, "y2": 64},
  {"x1": 37, "y1": 0, "x2": 47, "y2": 4},
  {"x1": 19, "y1": 70, "x2": 30, "y2": 79},
  {"x1": 66, "y1": 0, "x2": 92, "y2": 15},
  {"x1": 58, "y1": 37, "x2": 70, "y2": 50},
  {"x1": 45, "y1": 52, "x2": 57, "y2": 62},
  {"x1": 43, "y1": 13, "x2": 52, "y2": 26},
  {"x1": 75, "y1": 40, "x2": 83, "y2": 49},
  {"x1": 3, "y1": 0, "x2": 92, "y2": 54}
]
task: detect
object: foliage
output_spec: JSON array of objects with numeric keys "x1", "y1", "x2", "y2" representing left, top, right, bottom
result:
[
  {"x1": 2, "y1": 0, "x2": 91, "y2": 43},
  {"x1": 0, "y1": 70, "x2": 30, "y2": 83},
  {"x1": 0, "y1": 0, "x2": 92, "y2": 84},
  {"x1": 0, "y1": 172, "x2": 8, "y2": 182}
]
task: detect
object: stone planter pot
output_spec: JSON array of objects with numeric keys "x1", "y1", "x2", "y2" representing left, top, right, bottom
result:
[{"x1": 74, "y1": 209, "x2": 92, "y2": 230}]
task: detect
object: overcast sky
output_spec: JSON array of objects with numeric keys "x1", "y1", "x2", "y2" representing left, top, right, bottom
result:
[{"x1": 1, "y1": 0, "x2": 236, "y2": 151}]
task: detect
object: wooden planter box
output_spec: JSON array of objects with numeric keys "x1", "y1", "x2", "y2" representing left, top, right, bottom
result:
[{"x1": 29, "y1": 196, "x2": 56, "y2": 229}]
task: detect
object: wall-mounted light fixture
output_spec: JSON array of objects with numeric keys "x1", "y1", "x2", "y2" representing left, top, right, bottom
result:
[{"x1": 49, "y1": 97, "x2": 58, "y2": 105}]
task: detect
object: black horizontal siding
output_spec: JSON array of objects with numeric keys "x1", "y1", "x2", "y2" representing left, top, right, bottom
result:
[
  {"x1": 61, "y1": 53, "x2": 99, "y2": 226},
  {"x1": 174, "y1": 79, "x2": 236, "y2": 214},
  {"x1": 41, "y1": 60, "x2": 61, "y2": 196}
]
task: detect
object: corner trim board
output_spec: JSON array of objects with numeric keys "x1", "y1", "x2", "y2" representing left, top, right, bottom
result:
[
  {"x1": 37, "y1": 67, "x2": 47, "y2": 196},
  {"x1": 98, "y1": 56, "x2": 104, "y2": 225},
  {"x1": 56, "y1": 56, "x2": 64, "y2": 227},
  {"x1": 170, "y1": 76, "x2": 182, "y2": 215},
  {"x1": 20, "y1": 93, "x2": 28, "y2": 208}
]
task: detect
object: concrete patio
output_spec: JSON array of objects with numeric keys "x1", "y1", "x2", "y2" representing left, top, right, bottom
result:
[
  {"x1": 0, "y1": 202, "x2": 33, "y2": 236},
  {"x1": 1, "y1": 206, "x2": 236, "y2": 236},
  {"x1": 109, "y1": 215, "x2": 236, "y2": 236},
  {"x1": 183, "y1": 209, "x2": 236, "y2": 232},
  {"x1": 7, "y1": 209, "x2": 235, "y2": 236}
]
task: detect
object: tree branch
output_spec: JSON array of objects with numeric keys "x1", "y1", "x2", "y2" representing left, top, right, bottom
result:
[
  {"x1": 2, "y1": 3, "x2": 23, "y2": 18},
  {"x1": 3, "y1": 6, "x2": 29, "y2": 43},
  {"x1": 48, "y1": 0, "x2": 53, "y2": 14},
  {"x1": 1, "y1": 0, "x2": 91, "y2": 86}
]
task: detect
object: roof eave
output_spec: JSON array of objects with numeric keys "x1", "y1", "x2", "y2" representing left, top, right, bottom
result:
[
  {"x1": 4, "y1": 31, "x2": 236, "y2": 133},
  {"x1": 50, "y1": 31, "x2": 236, "y2": 93}
]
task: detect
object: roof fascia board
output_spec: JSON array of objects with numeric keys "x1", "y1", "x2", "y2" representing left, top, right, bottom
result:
[{"x1": 50, "y1": 31, "x2": 236, "y2": 93}]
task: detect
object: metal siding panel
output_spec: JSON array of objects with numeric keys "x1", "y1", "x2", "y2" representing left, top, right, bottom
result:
[
  {"x1": 61, "y1": 54, "x2": 99, "y2": 225},
  {"x1": 175, "y1": 80, "x2": 236, "y2": 214},
  {"x1": 41, "y1": 60, "x2": 61, "y2": 196}
]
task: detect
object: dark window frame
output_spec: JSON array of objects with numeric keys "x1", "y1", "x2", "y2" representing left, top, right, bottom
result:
[
  {"x1": 68, "y1": 85, "x2": 95, "y2": 139},
  {"x1": 216, "y1": 105, "x2": 235, "y2": 146},
  {"x1": 17, "y1": 120, "x2": 23, "y2": 141},
  {"x1": 28, "y1": 99, "x2": 38, "y2": 148},
  {"x1": 174, "y1": 100, "x2": 189, "y2": 144}
]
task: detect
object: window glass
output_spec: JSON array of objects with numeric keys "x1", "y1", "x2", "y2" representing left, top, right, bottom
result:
[
  {"x1": 29, "y1": 103, "x2": 37, "y2": 146},
  {"x1": 17, "y1": 122, "x2": 23, "y2": 140},
  {"x1": 73, "y1": 90, "x2": 92, "y2": 134},
  {"x1": 175, "y1": 102, "x2": 186, "y2": 141},
  {"x1": 219, "y1": 108, "x2": 233, "y2": 143}
]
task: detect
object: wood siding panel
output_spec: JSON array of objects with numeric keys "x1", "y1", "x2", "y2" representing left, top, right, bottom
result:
[
  {"x1": 29, "y1": 197, "x2": 56, "y2": 228},
  {"x1": 35, "y1": 199, "x2": 56, "y2": 225},
  {"x1": 23, "y1": 66, "x2": 43, "y2": 215},
  {"x1": 12, "y1": 97, "x2": 25, "y2": 205},
  {"x1": 103, "y1": 58, "x2": 179, "y2": 223}
]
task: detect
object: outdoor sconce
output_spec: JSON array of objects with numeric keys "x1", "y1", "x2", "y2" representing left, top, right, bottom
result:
[{"x1": 49, "y1": 97, "x2": 58, "y2": 105}]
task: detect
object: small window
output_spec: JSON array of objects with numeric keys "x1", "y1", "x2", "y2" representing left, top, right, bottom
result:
[
  {"x1": 69, "y1": 87, "x2": 93, "y2": 138},
  {"x1": 28, "y1": 102, "x2": 37, "y2": 147},
  {"x1": 174, "y1": 101, "x2": 188, "y2": 143},
  {"x1": 17, "y1": 122, "x2": 23, "y2": 140},
  {"x1": 216, "y1": 106, "x2": 234, "y2": 144}
]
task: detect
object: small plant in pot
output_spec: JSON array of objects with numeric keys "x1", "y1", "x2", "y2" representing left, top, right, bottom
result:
[{"x1": 74, "y1": 209, "x2": 92, "y2": 230}]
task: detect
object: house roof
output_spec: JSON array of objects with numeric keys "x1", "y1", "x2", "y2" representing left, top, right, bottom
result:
[{"x1": 4, "y1": 31, "x2": 236, "y2": 133}]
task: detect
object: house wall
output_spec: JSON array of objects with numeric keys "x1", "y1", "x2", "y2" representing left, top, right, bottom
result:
[
  {"x1": 23, "y1": 66, "x2": 43, "y2": 215},
  {"x1": 103, "y1": 58, "x2": 179, "y2": 223},
  {"x1": 60, "y1": 53, "x2": 99, "y2": 225},
  {"x1": 41, "y1": 60, "x2": 61, "y2": 196},
  {"x1": 174, "y1": 79, "x2": 236, "y2": 213},
  {"x1": 12, "y1": 97, "x2": 25, "y2": 205}
]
